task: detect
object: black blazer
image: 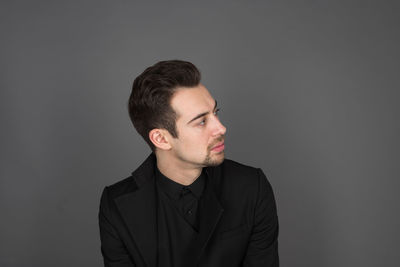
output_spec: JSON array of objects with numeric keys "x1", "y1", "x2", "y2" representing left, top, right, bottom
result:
[{"x1": 99, "y1": 153, "x2": 279, "y2": 267}]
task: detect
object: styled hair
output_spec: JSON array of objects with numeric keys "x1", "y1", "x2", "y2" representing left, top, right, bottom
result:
[{"x1": 128, "y1": 60, "x2": 201, "y2": 151}]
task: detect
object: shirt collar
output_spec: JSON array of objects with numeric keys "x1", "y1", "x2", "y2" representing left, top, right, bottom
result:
[{"x1": 155, "y1": 166, "x2": 206, "y2": 200}]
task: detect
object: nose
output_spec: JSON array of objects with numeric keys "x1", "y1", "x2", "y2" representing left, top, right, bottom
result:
[{"x1": 213, "y1": 117, "x2": 227, "y2": 137}]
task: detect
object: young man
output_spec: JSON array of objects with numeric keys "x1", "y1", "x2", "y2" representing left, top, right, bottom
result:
[{"x1": 99, "y1": 60, "x2": 279, "y2": 267}]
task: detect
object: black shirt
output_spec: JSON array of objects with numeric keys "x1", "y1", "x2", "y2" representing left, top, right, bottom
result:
[
  {"x1": 155, "y1": 166, "x2": 206, "y2": 267},
  {"x1": 156, "y1": 166, "x2": 205, "y2": 230}
]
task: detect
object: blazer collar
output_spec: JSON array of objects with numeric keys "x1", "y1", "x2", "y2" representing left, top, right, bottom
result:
[{"x1": 114, "y1": 153, "x2": 224, "y2": 267}]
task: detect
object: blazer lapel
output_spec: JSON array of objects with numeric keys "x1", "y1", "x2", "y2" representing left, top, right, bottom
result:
[{"x1": 114, "y1": 154, "x2": 158, "y2": 267}]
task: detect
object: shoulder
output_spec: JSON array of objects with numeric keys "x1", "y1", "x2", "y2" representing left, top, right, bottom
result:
[
  {"x1": 102, "y1": 153, "x2": 155, "y2": 199},
  {"x1": 221, "y1": 158, "x2": 260, "y2": 176},
  {"x1": 213, "y1": 158, "x2": 269, "y2": 194},
  {"x1": 220, "y1": 158, "x2": 263, "y2": 184},
  {"x1": 102, "y1": 175, "x2": 139, "y2": 201}
]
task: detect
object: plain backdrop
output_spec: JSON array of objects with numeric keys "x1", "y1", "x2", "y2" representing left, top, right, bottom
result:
[{"x1": 1, "y1": 1, "x2": 399, "y2": 266}]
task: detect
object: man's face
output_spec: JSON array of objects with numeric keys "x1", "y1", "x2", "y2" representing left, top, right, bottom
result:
[{"x1": 168, "y1": 84, "x2": 226, "y2": 167}]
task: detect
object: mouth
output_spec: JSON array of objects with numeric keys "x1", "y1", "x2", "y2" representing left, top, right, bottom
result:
[
  {"x1": 212, "y1": 141, "x2": 224, "y2": 149},
  {"x1": 211, "y1": 141, "x2": 225, "y2": 152}
]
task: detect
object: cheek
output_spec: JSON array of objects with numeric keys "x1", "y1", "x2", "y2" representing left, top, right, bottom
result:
[
  {"x1": 177, "y1": 124, "x2": 212, "y2": 144},
  {"x1": 180, "y1": 131, "x2": 209, "y2": 149}
]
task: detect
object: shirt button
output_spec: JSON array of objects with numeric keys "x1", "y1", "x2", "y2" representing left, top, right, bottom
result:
[{"x1": 187, "y1": 210, "x2": 192, "y2": 215}]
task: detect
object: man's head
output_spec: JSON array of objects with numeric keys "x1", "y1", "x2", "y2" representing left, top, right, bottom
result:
[{"x1": 129, "y1": 60, "x2": 226, "y2": 167}]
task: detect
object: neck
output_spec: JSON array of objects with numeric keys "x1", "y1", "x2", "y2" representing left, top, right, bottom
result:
[{"x1": 155, "y1": 151, "x2": 202, "y2": 186}]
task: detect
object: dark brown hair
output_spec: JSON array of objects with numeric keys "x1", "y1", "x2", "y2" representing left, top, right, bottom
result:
[{"x1": 128, "y1": 60, "x2": 201, "y2": 151}]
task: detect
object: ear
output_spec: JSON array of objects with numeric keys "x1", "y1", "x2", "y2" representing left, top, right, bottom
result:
[{"x1": 149, "y1": 128, "x2": 172, "y2": 150}]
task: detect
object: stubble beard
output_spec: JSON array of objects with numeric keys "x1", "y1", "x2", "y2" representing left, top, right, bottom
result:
[{"x1": 203, "y1": 151, "x2": 225, "y2": 166}]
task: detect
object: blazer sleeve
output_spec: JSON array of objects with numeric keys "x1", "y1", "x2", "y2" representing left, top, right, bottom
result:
[
  {"x1": 99, "y1": 187, "x2": 136, "y2": 267},
  {"x1": 242, "y1": 169, "x2": 279, "y2": 267}
]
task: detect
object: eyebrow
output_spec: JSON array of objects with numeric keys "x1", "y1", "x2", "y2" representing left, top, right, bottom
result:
[{"x1": 187, "y1": 100, "x2": 218, "y2": 124}]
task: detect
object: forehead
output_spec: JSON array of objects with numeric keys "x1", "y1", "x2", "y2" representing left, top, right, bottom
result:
[{"x1": 171, "y1": 84, "x2": 214, "y2": 119}]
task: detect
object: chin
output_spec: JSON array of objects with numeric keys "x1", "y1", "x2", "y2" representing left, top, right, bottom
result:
[{"x1": 204, "y1": 153, "x2": 225, "y2": 167}]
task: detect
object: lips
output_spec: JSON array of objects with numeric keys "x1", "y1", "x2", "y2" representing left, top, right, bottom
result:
[{"x1": 212, "y1": 142, "x2": 224, "y2": 149}]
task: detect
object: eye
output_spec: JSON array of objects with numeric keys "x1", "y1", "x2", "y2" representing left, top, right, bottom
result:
[
  {"x1": 198, "y1": 119, "x2": 206, "y2": 126},
  {"x1": 213, "y1": 108, "x2": 220, "y2": 116}
]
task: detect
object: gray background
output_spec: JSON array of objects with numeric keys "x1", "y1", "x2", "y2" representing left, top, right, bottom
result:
[{"x1": 1, "y1": 0, "x2": 399, "y2": 266}]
